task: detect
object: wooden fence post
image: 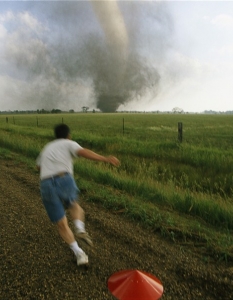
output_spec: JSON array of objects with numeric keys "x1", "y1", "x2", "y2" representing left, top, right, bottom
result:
[
  {"x1": 178, "y1": 122, "x2": 183, "y2": 142},
  {"x1": 123, "y1": 118, "x2": 124, "y2": 135},
  {"x1": 6, "y1": 117, "x2": 8, "y2": 123}
]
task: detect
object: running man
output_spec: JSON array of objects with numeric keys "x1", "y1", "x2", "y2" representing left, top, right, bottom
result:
[{"x1": 36, "y1": 123, "x2": 120, "y2": 265}]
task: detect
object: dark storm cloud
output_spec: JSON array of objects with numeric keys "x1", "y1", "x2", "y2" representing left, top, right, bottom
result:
[{"x1": 1, "y1": 1, "x2": 173, "y2": 111}]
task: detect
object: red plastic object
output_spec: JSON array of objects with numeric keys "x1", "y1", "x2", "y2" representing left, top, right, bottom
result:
[{"x1": 108, "y1": 269, "x2": 163, "y2": 300}]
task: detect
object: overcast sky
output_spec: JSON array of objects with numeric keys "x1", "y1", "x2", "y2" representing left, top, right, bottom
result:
[{"x1": 0, "y1": 0, "x2": 233, "y2": 113}]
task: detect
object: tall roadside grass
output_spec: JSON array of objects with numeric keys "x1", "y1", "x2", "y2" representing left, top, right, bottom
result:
[
  {"x1": 75, "y1": 158, "x2": 233, "y2": 229},
  {"x1": 0, "y1": 126, "x2": 42, "y2": 158}
]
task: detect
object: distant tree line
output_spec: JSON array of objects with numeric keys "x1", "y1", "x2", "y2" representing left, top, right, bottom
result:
[
  {"x1": 0, "y1": 109, "x2": 75, "y2": 114},
  {"x1": 203, "y1": 110, "x2": 233, "y2": 114}
]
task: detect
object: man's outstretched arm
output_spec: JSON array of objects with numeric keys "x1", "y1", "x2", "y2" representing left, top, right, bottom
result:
[{"x1": 77, "y1": 148, "x2": 120, "y2": 167}]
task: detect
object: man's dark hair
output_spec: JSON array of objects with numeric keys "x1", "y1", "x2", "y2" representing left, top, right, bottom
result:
[{"x1": 54, "y1": 124, "x2": 70, "y2": 139}]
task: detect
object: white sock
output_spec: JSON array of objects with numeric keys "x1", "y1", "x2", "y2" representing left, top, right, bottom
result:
[
  {"x1": 74, "y1": 219, "x2": 85, "y2": 233},
  {"x1": 69, "y1": 241, "x2": 84, "y2": 256}
]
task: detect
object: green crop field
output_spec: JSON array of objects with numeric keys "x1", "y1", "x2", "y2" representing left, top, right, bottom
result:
[{"x1": 1, "y1": 113, "x2": 233, "y2": 261}]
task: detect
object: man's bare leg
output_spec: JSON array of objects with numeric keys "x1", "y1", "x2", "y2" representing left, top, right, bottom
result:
[
  {"x1": 56, "y1": 216, "x2": 88, "y2": 265},
  {"x1": 56, "y1": 216, "x2": 76, "y2": 244},
  {"x1": 69, "y1": 202, "x2": 93, "y2": 247},
  {"x1": 69, "y1": 202, "x2": 84, "y2": 222}
]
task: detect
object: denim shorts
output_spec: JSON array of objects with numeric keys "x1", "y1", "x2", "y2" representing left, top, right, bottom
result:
[{"x1": 40, "y1": 173, "x2": 79, "y2": 223}]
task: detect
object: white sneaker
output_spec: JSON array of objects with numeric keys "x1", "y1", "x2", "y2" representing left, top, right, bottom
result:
[
  {"x1": 76, "y1": 231, "x2": 93, "y2": 247},
  {"x1": 77, "y1": 252, "x2": 88, "y2": 266}
]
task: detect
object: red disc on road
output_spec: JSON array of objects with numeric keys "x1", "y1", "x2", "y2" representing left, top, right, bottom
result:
[{"x1": 108, "y1": 269, "x2": 163, "y2": 300}]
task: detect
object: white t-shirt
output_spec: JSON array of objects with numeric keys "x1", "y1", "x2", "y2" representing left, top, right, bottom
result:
[{"x1": 36, "y1": 139, "x2": 83, "y2": 180}]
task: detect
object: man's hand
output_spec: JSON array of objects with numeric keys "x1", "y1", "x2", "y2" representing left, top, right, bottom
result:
[{"x1": 105, "y1": 156, "x2": 120, "y2": 167}]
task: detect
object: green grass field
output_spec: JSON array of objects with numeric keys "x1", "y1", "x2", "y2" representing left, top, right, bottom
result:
[{"x1": 1, "y1": 113, "x2": 233, "y2": 261}]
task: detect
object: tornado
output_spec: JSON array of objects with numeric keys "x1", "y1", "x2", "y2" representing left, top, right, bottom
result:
[{"x1": 90, "y1": 0, "x2": 129, "y2": 112}]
